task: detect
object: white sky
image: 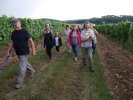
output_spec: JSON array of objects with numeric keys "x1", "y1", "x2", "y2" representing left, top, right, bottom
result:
[{"x1": 0, "y1": 0, "x2": 133, "y2": 21}]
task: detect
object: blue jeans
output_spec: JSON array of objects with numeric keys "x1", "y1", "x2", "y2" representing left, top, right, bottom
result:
[{"x1": 72, "y1": 44, "x2": 78, "y2": 58}]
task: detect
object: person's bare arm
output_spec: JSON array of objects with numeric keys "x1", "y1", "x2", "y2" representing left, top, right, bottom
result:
[
  {"x1": 28, "y1": 38, "x2": 36, "y2": 56},
  {"x1": 7, "y1": 41, "x2": 13, "y2": 56}
]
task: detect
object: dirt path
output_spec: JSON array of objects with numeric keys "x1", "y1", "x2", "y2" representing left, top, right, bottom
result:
[
  {"x1": 4, "y1": 45, "x2": 110, "y2": 100},
  {"x1": 97, "y1": 34, "x2": 133, "y2": 100},
  {"x1": 5, "y1": 49, "x2": 92, "y2": 100},
  {"x1": 1, "y1": 35, "x2": 133, "y2": 100}
]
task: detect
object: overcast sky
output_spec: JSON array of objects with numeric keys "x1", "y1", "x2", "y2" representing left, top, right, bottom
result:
[{"x1": 0, "y1": 0, "x2": 133, "y2": 20}]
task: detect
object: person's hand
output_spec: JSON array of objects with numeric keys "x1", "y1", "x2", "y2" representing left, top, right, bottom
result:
[
  {"x1": 89, "y1": 36, "x2": 92, "y2": 39},
  {"x1": 89, "y1": 36, "x2": 94, "y2": 41},
  {"x1": 32, "y1": 50, "x2": 36, "y2": 56},
  {"x1": 7, "y1": 52, "x2": 10, "y2": 57}
]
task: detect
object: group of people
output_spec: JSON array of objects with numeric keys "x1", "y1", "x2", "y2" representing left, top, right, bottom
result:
[
  {"x1": 6, "y1": 18, "x2": 98, "y2": 89},
  {"x1": 64, "y1": 23, "x2": 98, "y2": 72},
  {"x1": 43, "y1": 23, "x2": 62, "y2": 62}
]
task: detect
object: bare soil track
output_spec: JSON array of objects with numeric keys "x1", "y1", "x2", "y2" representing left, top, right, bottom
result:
[{"x1": 97, "y1": 34, "x2": 133, "y2": 100}]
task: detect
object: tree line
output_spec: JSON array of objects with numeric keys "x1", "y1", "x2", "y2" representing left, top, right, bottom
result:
[{"x1": 65, "y1": 15, "x2": 133, "y2": 24}]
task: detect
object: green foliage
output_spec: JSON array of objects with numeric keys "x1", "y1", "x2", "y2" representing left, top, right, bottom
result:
[
  {"x1": 128, "y1": 23, "x2": 133, "y2": 43},
  {"x1": 20, "y1": 18, "x2": 44, "y2": 40},
  {"x1": 51, "y1": 21, "x2": 65, "y2": 35},
  {"x1": 96, "y1": 21, "x2": 133, "y2": 47},
  {"x1": 0, "y1": 16, "x2": 66, "y2": 46},
  {"x1": 0, "y1": 16, "x2": 13, "y2": 46}
]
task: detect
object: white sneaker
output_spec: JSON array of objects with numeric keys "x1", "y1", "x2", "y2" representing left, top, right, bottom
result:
[
  {"x1": 15, "y1": 83, "x2": 23, "y2": 89},
  {"x1": 74, "y1": 57, "x2": 77, "y2": 62}
]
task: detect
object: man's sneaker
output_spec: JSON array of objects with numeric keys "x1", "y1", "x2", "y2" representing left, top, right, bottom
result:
[
  {"x1": 74, "y1": 57, "x2": 77, "y2": 62},
  {"x1": 15, "y1": 83, "x2": 23, "y2": 89}
]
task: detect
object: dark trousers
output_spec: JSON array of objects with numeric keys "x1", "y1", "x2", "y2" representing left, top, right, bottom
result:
[
  {"x1": 56, "y1": 46, "x2": 60, "y2": 52},
  {"x1": 92, "y1": 42, "x2": 96, "y2": 54},
  {"x1": 46, "y1": 46, "x2": 52, "y2": 59}
]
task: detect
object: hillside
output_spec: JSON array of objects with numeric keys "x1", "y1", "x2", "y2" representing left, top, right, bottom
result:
[{"x1": 65, "y1": 15, "x2": 133, "y2": 24}]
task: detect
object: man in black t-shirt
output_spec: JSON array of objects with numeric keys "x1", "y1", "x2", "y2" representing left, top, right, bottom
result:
[{"x1": 7, "y1": 18, "x2": 36, "y2": 89}]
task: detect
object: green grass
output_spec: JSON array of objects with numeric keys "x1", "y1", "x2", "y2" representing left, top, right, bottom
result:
[
  {"x1": 88, "y1": 53, "x2": 111, "y2": 100},
  {"x1": 10, "y1": 50, "x2": 71, "y2": 100},
  {"x1": 0, "y1": 49, "x2": 46, "y2": 100},
  {"x1": 0, "y1": 48, "x2": 111, "y2": 100},
  {"x1": 0, "y1": 64, "x2": 19, "y2": 100}
]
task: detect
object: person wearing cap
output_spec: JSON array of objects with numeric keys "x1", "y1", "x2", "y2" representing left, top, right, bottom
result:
[{"x1": 7, "y1": 18, "x2": 36, "y2": 89}]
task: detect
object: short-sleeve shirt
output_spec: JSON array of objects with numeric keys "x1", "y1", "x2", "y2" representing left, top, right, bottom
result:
[{"x1": 11, "y1": 29, "x2": 31, "y2": 55}]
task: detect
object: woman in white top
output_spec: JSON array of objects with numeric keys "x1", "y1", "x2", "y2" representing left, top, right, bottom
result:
[
  {"x1": 53, "y1": 32, "x2": 62, "y2": 55},
  {"x1": 81, "y1": 22, "x2": 95, "y2": 72}
]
